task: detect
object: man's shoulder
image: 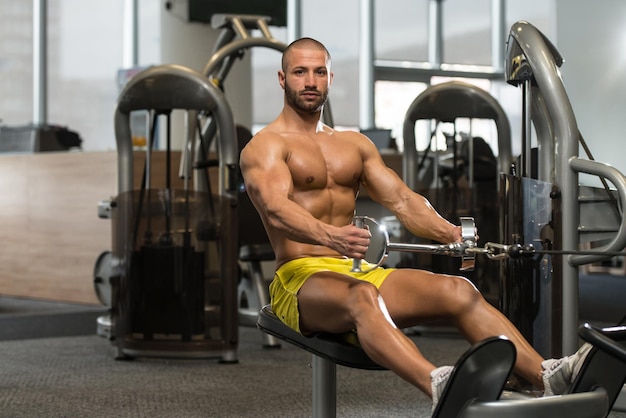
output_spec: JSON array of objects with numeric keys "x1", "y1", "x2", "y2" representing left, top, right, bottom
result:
[
  {"x1": 331, "y1": 128, "x2": 381, "y2": 154},
  {"x1": 331, "y1": 128, "x2": 366, "y2": 141},
  {"x1": 241, "y1": 126, "x2": 288, "y2": 162},
  {"x1": 253, "y1": 125, "x2": 280, "y2": 138}
]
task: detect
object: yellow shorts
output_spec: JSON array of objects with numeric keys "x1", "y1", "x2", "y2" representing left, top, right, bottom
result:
[{"x1": 269, "y1": 257, "x2": 396, "y2": 334}]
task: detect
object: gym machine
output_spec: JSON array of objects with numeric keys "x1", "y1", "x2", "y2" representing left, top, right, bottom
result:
[
  {"x1": 400, "y1": 80, "x2": 512, "y2": 300},
  {"x1": 95, "y1": 64, "x2": 239, "y2": 361},
  {"x1": 257, "y1": 217, "x2": 626, "y2": 417},
  {"x1": 197, "y1": 15, "x2": 286, "y2": 342},
  {"x1": 256, "y1": 19, "x2": 626, "y2": 417},
  {"x1": 504, "y1": 20, "x2": 626, "y2": 359},
  {"x1": 93, "y1": 14, "x2": 314, "y2": 355}
]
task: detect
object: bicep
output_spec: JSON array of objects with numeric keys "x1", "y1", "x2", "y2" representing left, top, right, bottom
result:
[
  {"x1": 240, "y1": 141, "x2": 293, "y2": 212},
  {"x1": 360, "y1": 144, "x2": 411, "y2": 207}
]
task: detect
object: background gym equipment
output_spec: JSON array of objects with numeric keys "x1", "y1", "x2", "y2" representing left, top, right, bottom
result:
[
  {"x1": 399, "y1": 20, "x2": 626, "y2": 362},
  {"x1": 0, "y1": 123, "x2": 82, "y2": 153},
  {"x1": 504, "y1": 20, "x2": 626, "y2": 359},
  {"x1": 399, "y1": 80, "x2": 510, "y2": 306},
  {"x1": 233, "y1": 125, "x2": 279, "y2": 348},
  {"x1": 97, "y1": 64, "x2": 239, "y2": 361},
  {"x1": 189, "y1": 15, "x2": 290, "y2": 348}
]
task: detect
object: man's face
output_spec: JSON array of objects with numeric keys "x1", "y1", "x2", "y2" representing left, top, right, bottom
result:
[{"x1": 279, "y1": 48, "x2": 332, "y2": 113}]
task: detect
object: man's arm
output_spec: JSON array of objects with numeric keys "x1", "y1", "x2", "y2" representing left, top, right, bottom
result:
[
  {"x1": 358, "y1": 135, "x2": 461, "y2": 244},
  {"x1": 240, "y1": 132, "x2": 371, "y2": 259}
]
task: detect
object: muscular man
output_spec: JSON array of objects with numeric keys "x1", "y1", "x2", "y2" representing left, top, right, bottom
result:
[{"x1": 240, "y1": 37, "x2": 588, "y2": 409}]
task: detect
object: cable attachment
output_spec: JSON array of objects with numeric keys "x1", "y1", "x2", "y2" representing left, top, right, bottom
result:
[{"x1": 479, "y1": 242, "x2": 537, "y2": 260}]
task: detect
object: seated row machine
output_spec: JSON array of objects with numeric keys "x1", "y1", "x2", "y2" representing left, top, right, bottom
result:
[
  {"x1": 258, "y1": 305, "x2": 626, "y2": 418},
  {"x1": 253, "y1": 217, "x2": 626, "y2": 417}
]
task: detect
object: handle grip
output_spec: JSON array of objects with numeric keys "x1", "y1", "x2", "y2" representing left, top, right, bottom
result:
[{"x1": 351, "y1": 217, "x2": 366, "y2": 272}]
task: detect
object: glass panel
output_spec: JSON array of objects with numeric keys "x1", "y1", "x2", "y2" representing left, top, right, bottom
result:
[
  {"x1": 442, "y1": 0, "x2": 491, "y2": 66},
  {"x1": 0, "y1": 1, "x2": 161, "y2": 151},
  {"x1": 375, "y1": 80, "x2": 427, "y2": 151},
  {"x1": 506, "y1": 0, "x2": 554, "y2": 38},
  {"x1": 301, "y1": 0, "x2": 360, "y2": 127},
  {"x1": 0, "y1": 2, "x2": 33, "y2": 126},
  {"x1": 251, "y1": 0, "x2": 361, "y2": 128},
  {"x1": 251, "y1": 27, "x2": 287, "y2": 128},
  {"x1": 137, "y1": 0, "x2": 161, "y2": 66},
  {"x1": 48, "y1": 0, "x2": 125, "y2": 151},
  {"x1": 374, "y1": 0, "x2": 428, "y2": 62}
]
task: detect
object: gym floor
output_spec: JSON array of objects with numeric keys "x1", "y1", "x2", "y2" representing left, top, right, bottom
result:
[{"x1": 0, "y1": 296, "x2": 625, "y2": 417}]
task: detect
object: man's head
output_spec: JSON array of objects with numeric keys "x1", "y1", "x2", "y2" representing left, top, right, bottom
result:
[
  {"x1": 279, "y1": 37, "x2": 333, "y2": 113},
  {"x1": 281, "y1": 37, "x2": 331, "y2": 72}
]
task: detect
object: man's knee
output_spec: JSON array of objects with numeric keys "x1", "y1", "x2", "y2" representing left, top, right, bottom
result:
[
  {"x1": 350, "y1": 280, "x2": 378, "y2": 302},
  {"x1": 346, "y1": 281, "x2": 399, "y2": 326},
  {"x1": 346, "y1": 280, "x2": 380, "y2": 310},
  {"x1": 442, "y1": 274, "x2": 482, "y2": 310}
]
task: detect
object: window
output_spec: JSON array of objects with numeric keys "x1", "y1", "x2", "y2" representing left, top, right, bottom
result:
[
  {"x1": 374, "y1": 0, "x2": 428, "y2": 62},
  {"x1": 442, "y1": 0, "x2": 491, "y2": 66},
  {"x1": 250, "y1": 28, "x2": 287, "y2": 130},
  {"x1": 374, "y1": 80, "x2": 427, "y2": 151},
  {"x1": 372, "y1": 0, "x2": 553, "y2": 159},
  {"x1": 0, "y1": 2, "x2": 33, "y2": 126},
  {"x1": 0, "y1": 0, "x2": 161, "y2": 152}
]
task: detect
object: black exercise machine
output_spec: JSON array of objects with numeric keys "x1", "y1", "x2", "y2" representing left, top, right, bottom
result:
[{"x1": 258, "y1": 305, "x2": 626, "y2": 418}]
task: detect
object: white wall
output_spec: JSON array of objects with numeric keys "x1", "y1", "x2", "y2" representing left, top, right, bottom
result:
[{"x1": 556, "y1": 0, "x2": 626, "y2": 182}]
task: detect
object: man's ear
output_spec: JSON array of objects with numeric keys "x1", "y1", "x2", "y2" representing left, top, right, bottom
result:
[{"x1": 278, "y1": 70, "x2": 285, "y2": 89}]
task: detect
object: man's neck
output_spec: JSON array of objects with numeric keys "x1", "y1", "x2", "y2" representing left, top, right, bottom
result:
[{"x1": 282, "y1": 104, "x2": 324, "y2": 133}]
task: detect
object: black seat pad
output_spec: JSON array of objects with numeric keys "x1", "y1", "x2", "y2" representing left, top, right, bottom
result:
[{"x1": 257, "y1": 304, "x2": 384, "y2": 370}]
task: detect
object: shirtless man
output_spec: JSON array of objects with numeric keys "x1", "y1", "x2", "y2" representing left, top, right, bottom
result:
[{"x1": 240, "y1": 37, "x2": 589, "y2": 409}]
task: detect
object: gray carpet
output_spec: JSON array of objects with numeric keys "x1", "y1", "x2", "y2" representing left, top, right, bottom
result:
[
  {"x1": 0, "y1": 297, "x2": 625, "y2": 418},
  {"x1": 0, "y1": 296, "x2": 106, "y2": 341},
  {"x1": 0, "y1": 326, "x2": 468, "y2": 417}
]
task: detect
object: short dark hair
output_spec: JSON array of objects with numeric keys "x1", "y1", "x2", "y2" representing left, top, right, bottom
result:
[{"x1": 281, "y1": 37, "x2": 331, "y2": 72}]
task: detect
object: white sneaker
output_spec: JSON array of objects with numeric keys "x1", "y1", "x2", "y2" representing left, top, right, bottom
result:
[
  {"x1": 431, "y1": 365, "x2": 453, "y2": 412},
  {"x1": 542, "y1": 343, "x2": 593, "y2": 396}
]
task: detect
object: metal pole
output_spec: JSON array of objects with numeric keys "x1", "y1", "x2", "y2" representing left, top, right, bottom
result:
[
  {"x1": 33, "y1": 0, "x2": 47, "y2": 125},
  {"x1": 522, "y1": 80, "x2": 532, "y2": 177},
  {"x1": 287, "y1": 0, "x2": 302, "y2": 43},
  {"x1": 491, "y1": 0, "x2": 505, "y2": 72},
  {"x1": 312, "y1": 355, "x2": 336, "y2": 418},
  {"x1": 359, "y1": 0, "x2": 375, "y2": 129},
  {"x1": 561, "y1": 122, "x2": 581, "y2": 357},
  {"x1": 428, "y1": 0, "x2": 443, "y2": 67},
  {"x1": 122, "y1": 0, "x2": 139, "y2": 68}
]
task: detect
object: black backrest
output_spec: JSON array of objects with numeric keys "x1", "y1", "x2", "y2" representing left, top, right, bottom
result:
[{"x1": 236, "y1": 125, "x2": 273, "y2": 249}]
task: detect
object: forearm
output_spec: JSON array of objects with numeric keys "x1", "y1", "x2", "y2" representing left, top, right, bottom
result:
[
  {"x1": 390, "y1": 192, "x2": 460, "y2": 244},
  {"x1": 363, "y1": 162, "x2": 459, "y2": 244},
  {"x1": 263, "y1": 198, "x2": 336, "y2": 247}
]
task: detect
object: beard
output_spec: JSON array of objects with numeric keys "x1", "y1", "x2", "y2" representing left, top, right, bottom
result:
[{"x1": 284, "y1": 81, "x2": 329, "y2": 113}]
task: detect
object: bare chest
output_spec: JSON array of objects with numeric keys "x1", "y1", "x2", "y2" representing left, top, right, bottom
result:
[{"x1": 286, "y1": 138, "x2": 362, "y2": 191}]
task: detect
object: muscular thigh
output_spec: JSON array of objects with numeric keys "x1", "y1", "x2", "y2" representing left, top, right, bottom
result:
[
  {"x1": 378, "y1": 268, "x2": 479, "y2": 328},
  {"x1": 297, "y1": 271, "x2": 373, "y2": 334}
]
